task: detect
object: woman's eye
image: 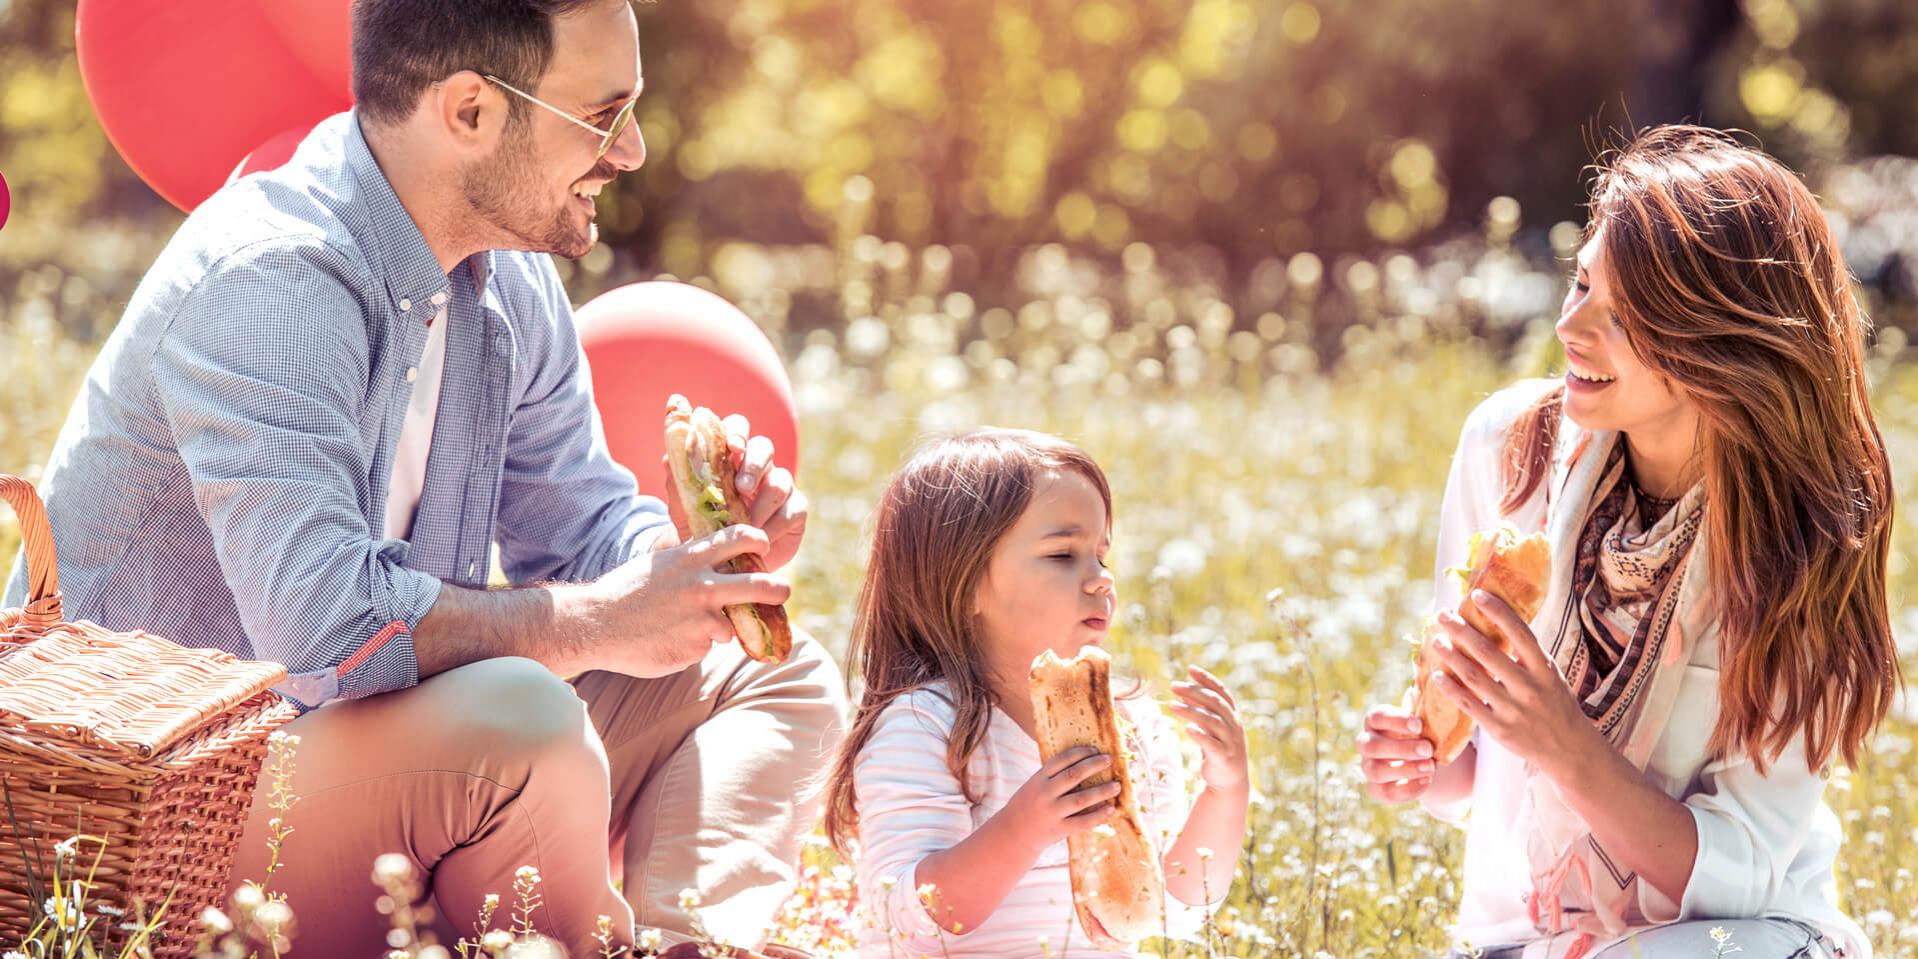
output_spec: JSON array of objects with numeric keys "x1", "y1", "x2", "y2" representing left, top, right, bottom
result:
[
  {"x1": 1573, "y1": 279, "x2": 1591, "y2": 295},
  {"x1": 1049, "y1": 553, "x2": 1074, "y2": 561}
]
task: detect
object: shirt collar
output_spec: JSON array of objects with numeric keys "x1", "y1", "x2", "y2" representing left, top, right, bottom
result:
[{"x1": 344, "y1": 109, "x2": 454, "y2": 320}]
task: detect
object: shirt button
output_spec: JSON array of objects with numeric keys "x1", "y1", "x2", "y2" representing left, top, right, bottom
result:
[
  {"x1": 406, "y1": 367, "x2": 418, "y2": 383},
  {"x1": 431, "y1": 291, "x2": 448, "y2": 307},
  {"x1": 467, "y1": 561, "x2": 478, "y2": 577},
  {"x1": 399, "y1": 298, "x2": 412, "y2": 312}
]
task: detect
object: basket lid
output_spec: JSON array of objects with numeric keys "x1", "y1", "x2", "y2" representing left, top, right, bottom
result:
[{"x1": 0, "y1": 623, "x2": 289, "y2": 760}]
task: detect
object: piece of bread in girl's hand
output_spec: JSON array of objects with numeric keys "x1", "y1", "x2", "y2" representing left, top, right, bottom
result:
[
  {"x1": 1413, "y1": 526, "x2": 1551, "y2": 763},
  {"x1": 1028, "y1": 646, "x2": 1165, "y2": 942},
  {"x1": 663, "y1": 394, "x2": 793, "y2": 664}
]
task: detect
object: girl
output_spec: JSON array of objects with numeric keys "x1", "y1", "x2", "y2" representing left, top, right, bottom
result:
[
  {"x1": 822, "y1": 429, "x2": 1251, "y2": 956},
  {"x1": 1359, "y1": 126, "x2": 1898, "y2": 959}
]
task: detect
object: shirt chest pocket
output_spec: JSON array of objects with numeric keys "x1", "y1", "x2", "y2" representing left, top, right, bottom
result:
[{"x1": 1646, "y1": 663, "x2": 1722, "y2": 795}]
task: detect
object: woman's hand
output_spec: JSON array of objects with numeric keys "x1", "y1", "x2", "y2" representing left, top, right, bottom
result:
[
  {"x1": 1358, "y1": 701, "x2": 1436, "y2": 802},
  {"x1": 994, "y1": 745, "x2": 1123, "y2": 856},
  {"x1": 1427, "y1": 589, "x2": 1604, "y2": 777},
  {"x1": 1169, "y1": 665, "x2": 1250, "y2": 794}
]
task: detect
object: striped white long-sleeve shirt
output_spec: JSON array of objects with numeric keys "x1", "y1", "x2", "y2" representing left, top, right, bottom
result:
[{"x1": 852, "y1": 682, "x2": 1225, "y2": 957}]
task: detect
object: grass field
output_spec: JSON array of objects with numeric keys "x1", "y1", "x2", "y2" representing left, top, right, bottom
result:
[{"x1": 3, "y1": 241, "x2": 1915, "y2": 957}]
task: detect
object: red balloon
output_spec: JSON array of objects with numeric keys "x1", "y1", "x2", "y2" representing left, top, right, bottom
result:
[
  {"x1": 576, "y1": 282, "x2": 799, "y2": 503},
  {"x1": 77, "y1": 0, "x2": 349, "y2": 212},
  {"x1": 226, "y1": 123, "x2": 319, "y2": 185},
  {"x1": 258, "y1": 0, "x2": 353, "y2": 103}
]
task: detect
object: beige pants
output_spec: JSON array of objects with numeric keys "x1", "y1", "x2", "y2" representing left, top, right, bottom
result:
[{"x1": 226, "y1": 633, "x2": 848, "y2": 958}]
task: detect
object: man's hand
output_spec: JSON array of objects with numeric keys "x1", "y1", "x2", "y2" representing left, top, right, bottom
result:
[
  {"x1": 658, "y1": 412, "x2": 807, "y2": 573},
  {"x1": 577, "y1": 525, "x2": 791, "y2": 677}
]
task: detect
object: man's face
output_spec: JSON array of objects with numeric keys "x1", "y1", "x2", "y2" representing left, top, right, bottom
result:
[{"x1": 463, "y1": 0, "x2": 646, "y2": 260}]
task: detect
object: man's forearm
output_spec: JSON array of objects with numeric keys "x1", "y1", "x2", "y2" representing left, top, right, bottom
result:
[{"x1": 412, "y1": 579, "x2": 600, "y2": 679}]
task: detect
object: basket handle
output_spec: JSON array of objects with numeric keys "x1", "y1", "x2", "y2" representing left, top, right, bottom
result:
[{"x1": 0, "y1": 474, "x2": 62, "y2": 630}]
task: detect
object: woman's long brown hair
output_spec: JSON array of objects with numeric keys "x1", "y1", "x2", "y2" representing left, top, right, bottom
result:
[
  {"x1": 822, "y1": 429, "x2": 1113, "y2": 854},
  {"x1": 1503, "y1": 125, "x2": 1897, "y2": 773}
]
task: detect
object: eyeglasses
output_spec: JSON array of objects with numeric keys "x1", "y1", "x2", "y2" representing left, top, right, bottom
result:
[{"x1": 483, "y1": 74, "x2": 638, "y2": 163}]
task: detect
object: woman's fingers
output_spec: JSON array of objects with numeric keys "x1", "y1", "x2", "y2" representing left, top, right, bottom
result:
[
  {"x1": 1367, "y1": 777, "x2": 1432, "y2": 803},
  {"x1": 1431, "y1": 633, "x2": 1502, "y2": 705},
  {"x1": 1439, "y1": 611, "x2": 1522, "y2": 687},
  {"x1": 1467, "y1": 589, "x2": 1537, "y2": 656},
  {"x1": 1430, "y1": 671, "x2": 1494, "y2": 724},
  {"x1": 1365, "y1": 704, "x2": 1423, "y2": 738},
  {"x1": 1362, "y1": 756, "x2": 1436, "y2": 783},
  {"x1": 1357, "y1": 727, "x2": 1435, "y2": 761}
]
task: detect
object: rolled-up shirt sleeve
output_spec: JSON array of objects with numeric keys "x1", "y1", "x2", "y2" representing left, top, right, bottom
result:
[
  {"x1": 494, "y1": 258, "x2": 671, "y2": 586},
  {"x1": 149, "y1": 241, "x2": 440, "y2": 706},
  {"x1": 1637, "y1": 730, "x2": 1827, "y2": 922},
  {"x1": 853, "y1": 692, "x2": 975, "y2": 941}
]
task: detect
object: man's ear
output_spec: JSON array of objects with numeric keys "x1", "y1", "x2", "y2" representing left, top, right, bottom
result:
[{"x1": 433, "y1": 71, "x2": 499, "y2": 149}]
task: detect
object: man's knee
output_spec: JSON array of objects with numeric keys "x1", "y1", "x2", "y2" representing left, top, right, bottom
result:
[{"x1": 433, "y1": 656, "x2": 596, "y2": 760}]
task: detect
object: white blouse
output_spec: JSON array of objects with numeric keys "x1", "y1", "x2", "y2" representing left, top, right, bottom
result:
[
  {"x1": 852, "y1": 682, "x2": 1225, "y2": 957},
  {"x1": 1423, "y1": 379, "x2": 1868, "y2": 959}
]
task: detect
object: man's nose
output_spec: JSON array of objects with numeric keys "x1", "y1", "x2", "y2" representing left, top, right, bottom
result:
[{"x1": 606, "y1": 119, "x2": 646, "y2": 172}]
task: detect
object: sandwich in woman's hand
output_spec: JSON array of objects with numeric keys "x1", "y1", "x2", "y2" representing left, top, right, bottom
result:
[
  {"x1": 663, "y1": 394, "x2": 793, "y2": 664},
  {"x1": 1413, "y1": 526, "x2": 1551, "y2": 763},
  {"x1": 1029, "y1": 646, "x2": 1165, "y2": 941}
]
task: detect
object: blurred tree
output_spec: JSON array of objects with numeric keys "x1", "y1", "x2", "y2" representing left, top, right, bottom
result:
[{"x1": 4, "y1": 0, "x2": 1918, "y2": 328}]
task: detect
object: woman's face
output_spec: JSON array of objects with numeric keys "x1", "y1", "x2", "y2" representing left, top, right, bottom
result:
[
  {"x1": 974, "y1": 469, "x2": 1116, "y2": 681},
  {"x1": 1556, "y1": 229, "x2": 1695, "y2": 438}
]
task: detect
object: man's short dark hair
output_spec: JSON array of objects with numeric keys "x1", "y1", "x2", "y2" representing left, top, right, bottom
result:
[{"x1": 352, "y1": 0, "x2": 610, "y2": 129}]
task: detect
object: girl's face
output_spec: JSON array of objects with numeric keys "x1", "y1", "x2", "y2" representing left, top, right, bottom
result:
[
  {"x1": 1556, "y1": 230, "x2": 1694, "y2": 436},
  {"x1": 974, "y1": 469, "x2": 1116, "y2": 677}
]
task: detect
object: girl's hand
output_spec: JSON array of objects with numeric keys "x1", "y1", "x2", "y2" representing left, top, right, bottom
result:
[
  {"x1": 1170, "y1": 665, "x2": 1250, "y2": 793},
  {"x1": 1358, "y1": 700, "x2": 1436, "y2": 803},
  {"x1": 996, "y1": 745, "x2": 1123, "y2": 856},
  {"x1": 1427, "y1": 589, "x2": 1604, "y2": 777}
]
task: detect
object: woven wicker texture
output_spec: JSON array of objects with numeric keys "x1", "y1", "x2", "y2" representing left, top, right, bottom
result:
[{"x1": 0, "y1": 475, "x2": 298, "y2": 957}]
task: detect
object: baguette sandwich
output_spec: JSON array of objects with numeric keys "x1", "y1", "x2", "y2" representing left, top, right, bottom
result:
[
  {"x1": 1029, "y1": 646, "x2": 1165, "y2": 942},
  {"x1": 1412, "y1": 526, "x2": 1552, "y2": 763},
  {"x1": 663, "y1": 394, "x2": 793, "y2": 664}
]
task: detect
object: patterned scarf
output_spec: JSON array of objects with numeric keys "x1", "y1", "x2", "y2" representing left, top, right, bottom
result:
[
  {"x1": 1563, "y1": 444, "x2": 1705, "y2": 743},
  {"x1": 1516, "y1": 427, "x2": 1711, "y2": 959}
]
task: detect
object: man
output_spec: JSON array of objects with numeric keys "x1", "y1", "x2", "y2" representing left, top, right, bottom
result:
[{"x1": 0, "y1": 0, "x2": 846, "y2": 954}]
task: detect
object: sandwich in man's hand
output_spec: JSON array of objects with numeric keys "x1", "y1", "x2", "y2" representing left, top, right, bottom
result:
[
  {"x1": 1029, "y1": 646, "x2": 1166, "y2": 942},
  {"x1": 1412, "y1": 526, "x2": 1551, "y2": 763},
  {"x1": 663, "y1": 394, "x2": 793, "y2": 664}
]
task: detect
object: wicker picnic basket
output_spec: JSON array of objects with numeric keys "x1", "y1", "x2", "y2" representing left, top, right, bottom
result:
[{"x1": 0, "y1": 474, "x2": 298, "y2": 957}]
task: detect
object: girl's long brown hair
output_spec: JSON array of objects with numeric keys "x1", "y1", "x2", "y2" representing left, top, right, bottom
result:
[
  {"x1": 1503, "y1": 125, "x2": 1897, "y2": 773},
  {"x1": 822, "y1": 429, "x2": 1113, "y2": 854}
]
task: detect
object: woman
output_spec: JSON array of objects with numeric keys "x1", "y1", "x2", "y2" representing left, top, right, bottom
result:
[{"x1": 1359, "y1": 125, "x2": 1898, "y2": 959}]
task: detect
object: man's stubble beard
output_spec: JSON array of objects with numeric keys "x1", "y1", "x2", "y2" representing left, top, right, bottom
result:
[{"x1": 461, "y1": 117, "x2": 596, "y2": 260}]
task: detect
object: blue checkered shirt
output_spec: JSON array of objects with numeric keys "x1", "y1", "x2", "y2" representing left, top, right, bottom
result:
[{"x1": 2, "y1": 110, "x2": 670, "y2": 708}]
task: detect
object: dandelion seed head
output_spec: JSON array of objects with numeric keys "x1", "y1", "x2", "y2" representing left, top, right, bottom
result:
[
  {"x1": 231, "y1": 883, "x2": 265, "y2": 912},
  {"x1": 256, "y1": 900, "x2": 293, "y2": 928}
]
